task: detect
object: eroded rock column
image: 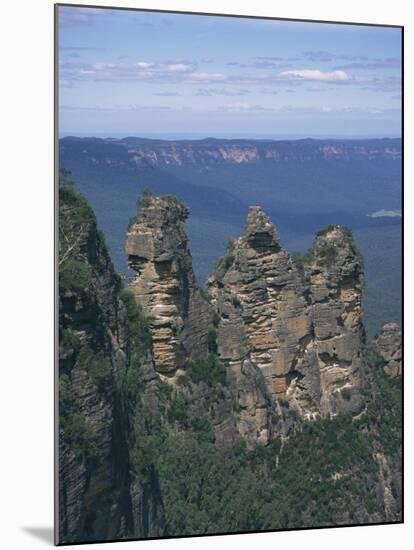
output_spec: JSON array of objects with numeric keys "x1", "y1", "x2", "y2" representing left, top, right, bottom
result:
[
  {"x1": 305, "y1": 226, "x2": 364, "y2": 415},
  {"x1": 126, "y1": 195, "x2": 210, "y2": 377}
]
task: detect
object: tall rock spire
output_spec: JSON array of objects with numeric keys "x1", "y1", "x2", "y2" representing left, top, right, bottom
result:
[
  {"x1": 305, "y1": 225, "x2": 364, "y2": 415},
  {"x1": 125, "y1": 194, "x2": 211, "y2": 377}
]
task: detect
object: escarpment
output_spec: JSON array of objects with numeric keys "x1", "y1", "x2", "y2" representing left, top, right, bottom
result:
[{"x1": 125, "y1": 195, "x2": 211, "y2": 377}]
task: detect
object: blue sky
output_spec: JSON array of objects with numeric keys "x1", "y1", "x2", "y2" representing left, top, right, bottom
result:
[{"x1": 58, "y1": 6, "x2": 402, "y2": 138}]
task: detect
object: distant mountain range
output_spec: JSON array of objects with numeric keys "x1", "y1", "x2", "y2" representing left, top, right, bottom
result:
[
  {"x1": 59, "y1": 136, "x2": 402, "y2": 334},
  {"x1": 61, "y1": 136, "x2": 401, "y2": 166}
]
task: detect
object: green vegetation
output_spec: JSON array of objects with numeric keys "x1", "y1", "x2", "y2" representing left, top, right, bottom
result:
[
  {"x1": 118, "y1": 288, "x2": 152, "y2": 404},
  {"x1": 60, "y1": 328, "x2": 81, "y2": 355},
  {"x1": 317, "y1": 242, "x2": 340, "y2": 266},
  {"x1": 155, "y1": 387, "x2": 400, "y2": 536},
  {"x1": 137, "y1": 188, "x2": 190, "y2": 224},
  {"x1": 59, "y1": 169, "x2": 98, "y2": 293},
  {"x1": 162, "y1": 194, "x2": 189, "y2": 215},
  {"x1": 231, "y1": 294, "x2": 241, "y2": 308},
  {"x1": 314, "y1": 225, "x2": 362, "y2": 267},
  {"x1": 168, "y1": 394, "x2": 190, "y2": 424},
  {"x1": 59, "y1": 371, "x2": 100, "y2": 464},
  {"x1": 316, "y1": 224, "x2": 339, "y2": 237},
  {"x1": 207, "y1": 325, "x2": 218, "y2": 353},
  {"x1": 60, "y1": 259, "x2": 92, "y2": 292},
  {"x1": 156, "y1": 435, "x2": 266, "y2": 535},
  {"x1": 137, "y1": 187, "x2": 154, "y2": 209},
  {"x1": 127, "y1": 215, "x2": 138, "y2": 229},
  {"x1": 185, "y1": 353, "x2": 227, "y2": 388},
  {"x1": 357, "y1": 350, "x2": 402, "y2": 456},
  {"x1": 341, "y1": 387, "x2": 352, "y2": 401},
  {"x1": 61, "y1": 413, "x2": 99, "y2": 463},
  {"x1": 154, "y1": 412, "x2": 378, "y2": 534},
  {"x1": 134, "y1": 346, "x2": 401, "y2": 535},
  {"x1": 76, "y1": 345, "x2": 112, "y2": 394}
]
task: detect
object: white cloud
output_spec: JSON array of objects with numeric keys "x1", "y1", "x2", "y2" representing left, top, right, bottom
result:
[
  {"x1": 167, "y1": 63, "x2": 192, "y2": 73},
  {"x1": 279, "y1": 69, "x2": 349, "y2": 82},
  {"x1": 136, "y1": 61, "x2": 154, "y2": 69},
  {"x1": 189, "y1": 72, "x2": 226, "y2": 82}
]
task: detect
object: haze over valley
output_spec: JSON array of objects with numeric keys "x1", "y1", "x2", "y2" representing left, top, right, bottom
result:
[{"x1": 60, "y1": 135, "x2": 401, "y2": 334}]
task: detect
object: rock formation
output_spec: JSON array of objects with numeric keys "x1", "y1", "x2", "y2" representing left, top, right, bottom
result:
[
  {"x1": 208, "y1": 211, "x2": 364, "y2": 428},
  {"x1": 304, "y1": 225, "x2": 365, "y2": 416},
  {"x1": 207, "y1": 207, "x2": 310, "y2": 443},
  {"x1": 59, "y1": 182, "x2": 402, "y2": 539},
  {"x1": 125, "y1": 200, "x2": 366, "y2": 446},
  {"x1": 374, "y1": 321, "x2": 402, "y2": 377},
  {"x1": 125, "y1": 195, "x2": 211, "y2": 377}
]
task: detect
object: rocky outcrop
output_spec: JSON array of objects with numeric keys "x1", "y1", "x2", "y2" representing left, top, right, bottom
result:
[
  {"x1": 374, "y1": 321, "x2": 402, "y2": 377},
  {"x1": 304, "y1": 225, "x2": 364, "y2": 416},
  {"x1": 208, "y1": 211, "x2": 364, "y2": 430},
  {"x1": 207, "y1": 207, "x2": 310, "y2": 442},
  {"x1": 125, "y1": 195, "x2": 211, "y2": 377},
  {"x1": 124, "y1": 198, "x2": 366, "y2": 445}
]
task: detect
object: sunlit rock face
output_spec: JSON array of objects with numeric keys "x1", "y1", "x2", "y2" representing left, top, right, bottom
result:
[
  {"x1": 126, "y1": 195, "x2": 211, "y2": 377},
  {"x1": 208, "y1": 212, "x2": 364, "y2": 435}
]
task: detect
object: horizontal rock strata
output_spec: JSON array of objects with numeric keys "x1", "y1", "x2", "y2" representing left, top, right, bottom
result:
[{"x1": 126, "y1": 195, "x2": 211, "y2": 376}]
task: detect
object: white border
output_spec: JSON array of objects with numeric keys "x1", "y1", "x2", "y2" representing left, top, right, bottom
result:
[{"x1": 1, "y1": 1, "x2": 411, "y2": 548}]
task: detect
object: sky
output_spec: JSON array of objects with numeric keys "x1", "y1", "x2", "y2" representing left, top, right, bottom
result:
[{"x1": 58, "y1": 5, "x2": 402, "y2": 139}]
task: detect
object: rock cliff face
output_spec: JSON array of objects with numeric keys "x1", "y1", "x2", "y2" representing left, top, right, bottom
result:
[
  {"x1": 59, "y1": 184, "x2": 164, "y2": 543},
  {"x1": 374, "y1": 321, "x2": 402, "y2": 377},
  {"x1": 125, "y1": 195, "x2": 211, "y2": 377},
  {"x1": 123, "y1": 138, "x2": 401, "y2": 167},
  {"x1": 206, "y1": 207, "x2": 310, "y2": 444},
  {"x1": 207, "y1": 211, "x2": 364, "y2": 437},
  {"x1": 59, "y1": 187, "x2": 129, "y2": 543},
  {"x1": 304, "y1": 226, "x2": 365, "y2": 416}
]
